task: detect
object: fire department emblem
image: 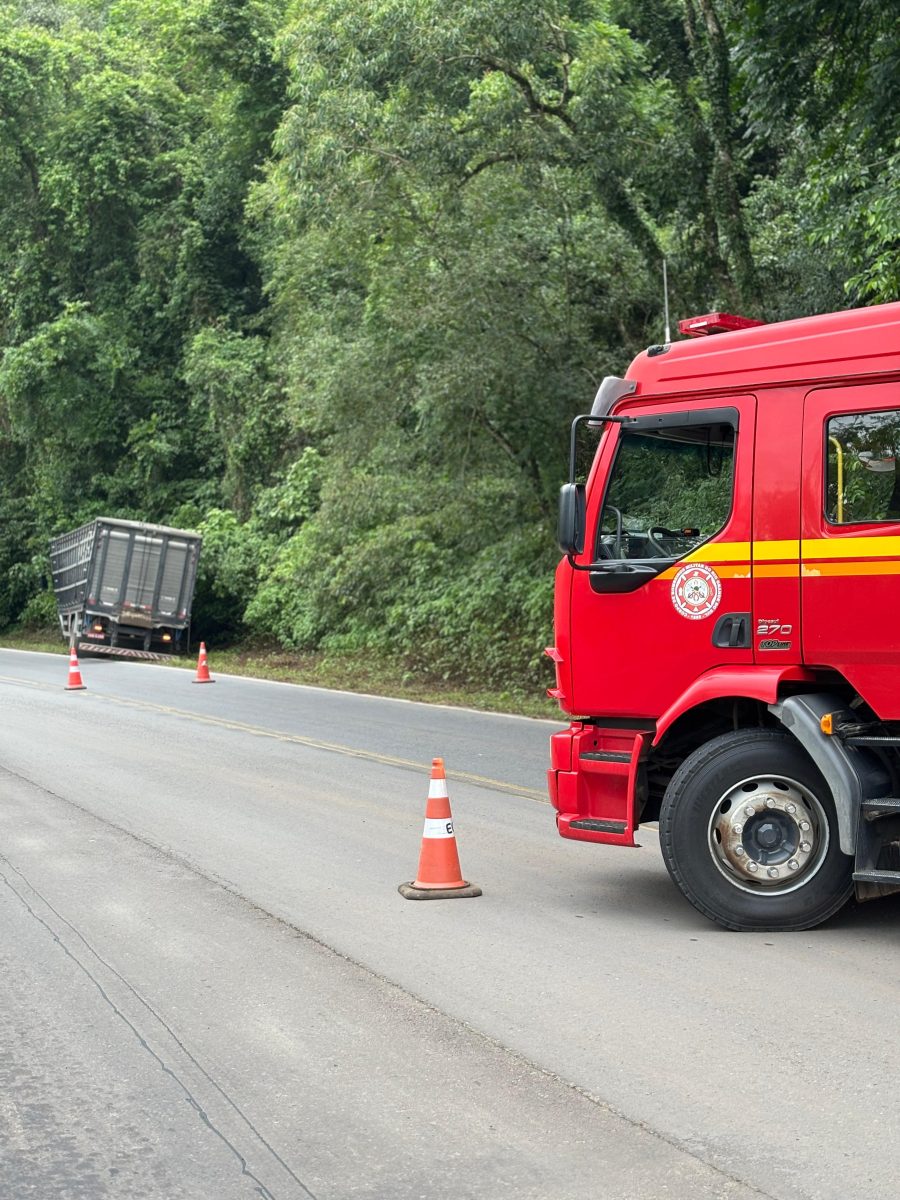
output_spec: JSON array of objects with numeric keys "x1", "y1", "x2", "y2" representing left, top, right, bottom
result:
[{"x1": 671, "y1": 563, "x2": 722, "y2": 621}]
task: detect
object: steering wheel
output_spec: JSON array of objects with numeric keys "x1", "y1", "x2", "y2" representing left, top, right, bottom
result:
[{"x1": 648, "y1": 525, "x2": 702, "y2": 556}]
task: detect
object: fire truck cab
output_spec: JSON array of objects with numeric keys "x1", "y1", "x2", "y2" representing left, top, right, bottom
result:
[{"x1": 549, "y1": 301, "x2": 900, "y2": 931}]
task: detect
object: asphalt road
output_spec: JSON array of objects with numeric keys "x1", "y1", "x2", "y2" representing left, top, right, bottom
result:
[{"x1": 2, "y1": 648, "x2": 899, "y2": 1200}]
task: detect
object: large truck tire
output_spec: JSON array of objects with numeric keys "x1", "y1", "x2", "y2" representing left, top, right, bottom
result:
[{"x1": 659, "y1": 729, "x2": 853, "y2": 931}]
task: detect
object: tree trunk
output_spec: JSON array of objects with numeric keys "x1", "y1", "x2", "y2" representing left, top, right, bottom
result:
[{"x1": 684, "y1": 0, "x2": 759, "y2": 308}]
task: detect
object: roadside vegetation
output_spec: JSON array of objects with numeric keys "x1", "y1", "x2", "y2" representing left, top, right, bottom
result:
[{"x1": 1, "y1": 0, "x2": 897, "y2": 704}]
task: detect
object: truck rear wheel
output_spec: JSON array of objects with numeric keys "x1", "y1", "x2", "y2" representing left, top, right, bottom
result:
[{"x1": 659, "y1": 729, "x2": 853, "y2": 931}]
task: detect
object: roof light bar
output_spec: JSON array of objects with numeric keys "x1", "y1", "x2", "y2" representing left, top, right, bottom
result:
[{"x1": 678, "y1": 312, "x2": 765, "y2": 338}]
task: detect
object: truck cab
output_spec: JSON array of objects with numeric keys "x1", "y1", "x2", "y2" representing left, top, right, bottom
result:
[{"x1": 548, "y1": 302, "x2": 900, "y2": 931}]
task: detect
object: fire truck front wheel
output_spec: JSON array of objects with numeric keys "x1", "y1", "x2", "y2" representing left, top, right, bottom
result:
[{"x1": 659, "y1": 729, "x2": 853, "y2": 932}]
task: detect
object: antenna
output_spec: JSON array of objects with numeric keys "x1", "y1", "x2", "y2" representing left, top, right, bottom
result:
[{"x1": 662, "y1": 258, "x2": 672, "y2": 344}]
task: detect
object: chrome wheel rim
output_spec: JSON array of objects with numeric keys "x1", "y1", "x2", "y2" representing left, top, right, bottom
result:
[{"x1": 707, "y1": 774, "x2": 829, "y2": 896}]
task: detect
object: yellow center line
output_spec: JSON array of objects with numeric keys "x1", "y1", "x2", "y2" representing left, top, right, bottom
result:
[{"x1": 0, "y1": 674, "x2": 549, "y2": 804}]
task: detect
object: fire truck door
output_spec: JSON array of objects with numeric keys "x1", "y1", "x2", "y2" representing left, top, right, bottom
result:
[
  {"x1": 568, "y1": 394, "x2": 756, "y2": 719},
  {"x1": 801, "y1": 383, "x2": 900, "y2": 719}
]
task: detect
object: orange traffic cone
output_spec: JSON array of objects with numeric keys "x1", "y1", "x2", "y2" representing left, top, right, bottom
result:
[
  {"x1": 65, "y1": 647, "x2": 86, "y2": 691},
  {"x1": 193, "y1": 642, "x2": 214, "y2": 684},
  {"x1": 399, "y1": 758, "x2": 482, "y2": 900}
]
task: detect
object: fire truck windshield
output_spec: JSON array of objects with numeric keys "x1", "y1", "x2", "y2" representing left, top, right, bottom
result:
[{"x1": 597, "y1": 421, "x2": 735, "y2": 560}]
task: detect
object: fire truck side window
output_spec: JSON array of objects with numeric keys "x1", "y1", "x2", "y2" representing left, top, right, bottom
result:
[
  {"x1": 826, "y1": 410, "x2": 900, "y2": 524},
  {"x1": 597, "y1": 421, "x2": 735, "y2": 560}
]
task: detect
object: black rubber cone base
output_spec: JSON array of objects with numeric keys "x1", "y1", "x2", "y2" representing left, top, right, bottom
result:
[{"x1": 398, "y1": 881, "x2": 482, "y2": 900}]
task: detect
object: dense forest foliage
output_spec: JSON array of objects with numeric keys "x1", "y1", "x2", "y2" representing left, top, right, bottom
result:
[{"x1": 0, "y1": 0, "x2": 897, "y2": 693}]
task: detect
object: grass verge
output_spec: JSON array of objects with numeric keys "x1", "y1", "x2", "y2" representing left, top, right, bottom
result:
[{"x1": 0, "y1": 628, "x2": 561, "y2": 720}]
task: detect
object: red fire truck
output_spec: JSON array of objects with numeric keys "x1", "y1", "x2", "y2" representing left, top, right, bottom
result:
[{"x1": 548, "y1": 303, "x2": 900, "y2": 931}]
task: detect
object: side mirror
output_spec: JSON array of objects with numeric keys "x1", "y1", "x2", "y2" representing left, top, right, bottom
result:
[{"x1": 557, "y1": 484, "x2": 586, "y2": 555}]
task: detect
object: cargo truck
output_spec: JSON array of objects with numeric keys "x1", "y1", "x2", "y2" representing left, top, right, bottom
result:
[
  {"x1": 548, "y1": 301, "x2": 900, "y2": 931},
  {"x1": 49, "y1": 518, "x2": 202, "y2": 660}
]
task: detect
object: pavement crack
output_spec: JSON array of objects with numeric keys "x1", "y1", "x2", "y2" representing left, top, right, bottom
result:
[{"x1": 0, "y1": 847, "x2": 318, "y2": 1200}]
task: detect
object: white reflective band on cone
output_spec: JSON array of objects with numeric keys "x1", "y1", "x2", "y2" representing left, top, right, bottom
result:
[
  {"x1": 428, "y1": 779, "x2": 449, "y2": 799},
  {"x1": 422, "y1": 817, "x2": 454, "y2": 839}
]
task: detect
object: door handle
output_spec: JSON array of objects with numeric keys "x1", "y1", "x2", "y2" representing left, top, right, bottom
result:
[{"x1": 712, "y1": 612, "x2": 751, "y2": 649}]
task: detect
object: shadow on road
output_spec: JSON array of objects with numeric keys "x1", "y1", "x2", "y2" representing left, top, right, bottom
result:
[{"x1": 568, "y1": 862, "x2": 900, "y2": 940}]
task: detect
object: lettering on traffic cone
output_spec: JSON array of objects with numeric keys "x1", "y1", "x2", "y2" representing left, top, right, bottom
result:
[
  {"x1": 65, "y1": 647, "x2": 86, "y2": 691},
  {"x1": 399, "y1": 758, "x2": 482, "y2": 900},
  {"x1": 193, "y1": 641, "x2": 214, "y2": 684}
]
